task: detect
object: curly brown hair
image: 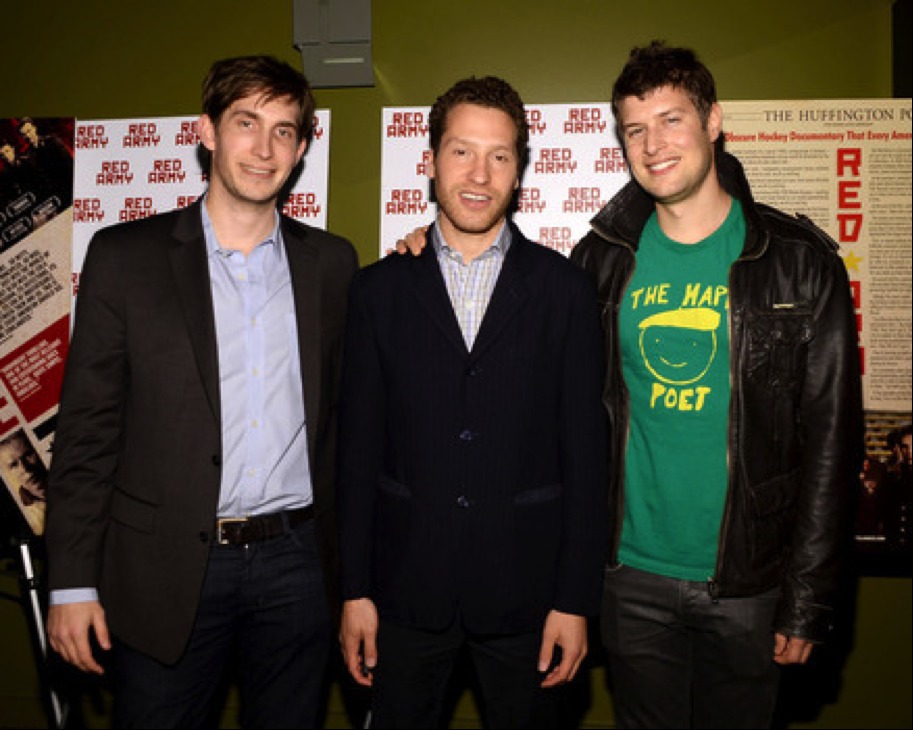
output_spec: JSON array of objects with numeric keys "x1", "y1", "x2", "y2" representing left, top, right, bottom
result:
[{"x1": 428, "y1": 76, "x2": 529, "y2": 171}]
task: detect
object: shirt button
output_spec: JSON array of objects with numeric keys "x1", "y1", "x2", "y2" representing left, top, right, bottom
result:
[
  {"x1": 459, "y1": 429, "x2": 474, "y2": 441},
  {"x1": 456, "y1": 495, "x2": 470, "y2": 508}
]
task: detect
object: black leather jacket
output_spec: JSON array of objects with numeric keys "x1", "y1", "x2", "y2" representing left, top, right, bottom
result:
[{"x1": 571, "y1": 151, "x2": 863, "y2": 642}]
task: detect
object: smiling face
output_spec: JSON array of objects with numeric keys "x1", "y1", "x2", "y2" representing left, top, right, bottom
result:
[
  {"x1": 617, "y1": 85, "x2": 721, "y2": 210},
  {"x1": 638, "y1": 307, "x2": 721, "y2": 385},
  {"x1": 640, "y1": 326, "x2": 717, "y2": 385},
  {"x1": 429, "y1": 102, "x2": 520, "y2": 254},
  {"x1": 199, "y1": 91, "x2": 306, "y2": 210}
]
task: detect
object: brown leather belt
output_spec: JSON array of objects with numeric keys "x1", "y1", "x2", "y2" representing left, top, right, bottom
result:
[{"x1": 215, "y1": 505, "x2": 314, "y2": 546}]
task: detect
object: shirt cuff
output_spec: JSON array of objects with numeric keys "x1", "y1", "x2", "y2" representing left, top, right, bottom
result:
[{"x1": 49, "y1": 587, "x2": 99, "y2": 605}]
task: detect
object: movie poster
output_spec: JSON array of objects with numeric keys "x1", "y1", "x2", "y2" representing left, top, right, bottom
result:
[{"x1": 0, "y1": 117, "x2": 74, "y2": 538}]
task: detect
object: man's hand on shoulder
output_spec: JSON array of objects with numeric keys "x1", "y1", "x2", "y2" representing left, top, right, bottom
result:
[{"x1": 388, "y1": 225, "x2": 429, "y2": 257}]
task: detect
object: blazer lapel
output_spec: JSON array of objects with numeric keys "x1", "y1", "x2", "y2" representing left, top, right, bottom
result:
[
  {"x1": 470, "y1": 230, "x2": 530, "y2": 358},
  {"x1": 283, "y1": 220, "x2": 321, "y2": 451},
  {"x1": 410, "y1": 243, "x2": 469, "y2": 356},
  {"x1": 168, "y1": 203, "x2": 221, "y2": 423}
]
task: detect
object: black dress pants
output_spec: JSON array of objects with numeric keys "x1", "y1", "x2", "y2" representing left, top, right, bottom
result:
[{"x1": 370, "y1": 615, "x2": 547, "y2": 729}]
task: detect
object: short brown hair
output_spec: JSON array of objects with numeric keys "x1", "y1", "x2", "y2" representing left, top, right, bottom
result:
[{"x1": 202, "y1": 55, "x2": 316, "y2": 142}]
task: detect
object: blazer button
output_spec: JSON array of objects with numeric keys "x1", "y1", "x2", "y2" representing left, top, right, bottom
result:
[
  {"x1": 456, "y1": 495, "x2": 471, "y2": 508},
  {"x1": 459, "y1": 430, "x2": 475, "y2": 441}
]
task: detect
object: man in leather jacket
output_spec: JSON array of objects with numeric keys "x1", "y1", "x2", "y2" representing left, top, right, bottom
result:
[{"x1": 570, "y1": 41, "x2": 863, "y2": 728}]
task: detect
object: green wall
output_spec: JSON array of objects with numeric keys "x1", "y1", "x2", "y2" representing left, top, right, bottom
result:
[
  {"x1": 1, "y1": 0, "x2": 898, "y2": 265},
  {"x1": 2, "y1": 1, "x2": 910, "y2": 728}
]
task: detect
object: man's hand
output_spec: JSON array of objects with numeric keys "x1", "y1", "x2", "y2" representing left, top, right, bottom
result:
[
  {"x1": 773, "y1": 632, "x2": 814, "y2": 665},
  {"x1": 47, "y1": 601, "x2": 110, "y2": 675},
  {"x1": 339, "y1": 598, "x2": 379, "y2": 686},
  {"x1": 538, "y1": 610, "x2": 588, "y2": 688},
  {"x1": 391, "y1": 225, "x2": 429, "y2": 256}
]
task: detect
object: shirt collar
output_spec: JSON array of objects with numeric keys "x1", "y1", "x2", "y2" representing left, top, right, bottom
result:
[
  {"x1": 201, "y1": 195, "x2": 282, "y2": 259},
  {"x1": 432, "y1": 219, "x2": 512, "y2": 260}
]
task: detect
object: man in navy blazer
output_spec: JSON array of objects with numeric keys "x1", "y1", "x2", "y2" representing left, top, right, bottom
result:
[
  {"x1": 338, "y1": 76, "x2": 608, "y2": 728},
  {"x1": 45, "y1": 56, "x2": 357, "y2": 728}
]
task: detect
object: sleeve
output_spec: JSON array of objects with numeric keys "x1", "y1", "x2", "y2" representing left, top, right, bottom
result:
[
  {"x1": 45, "y1": 231, "x2": 129, "y2": 592},
  {"x1": 336, "y1": 271, "x2": 387, "y2": 600}
]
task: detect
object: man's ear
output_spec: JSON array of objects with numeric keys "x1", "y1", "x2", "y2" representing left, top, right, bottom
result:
[
  {"x1": 198, "y1": 114, "x2": 216, "y2": 152},
  {"x1": 707, "y1": 103, "x2": 723, "y2": 142}
]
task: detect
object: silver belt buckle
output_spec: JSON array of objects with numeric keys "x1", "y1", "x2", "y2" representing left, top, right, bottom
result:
[{"x1": 216, "y1": 517, "x2": 249, "y2": 545}]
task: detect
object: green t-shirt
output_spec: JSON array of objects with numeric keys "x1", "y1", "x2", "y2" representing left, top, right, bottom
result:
[{"x1": 617, "y1": 199, "x2": 745, "y2": 581}]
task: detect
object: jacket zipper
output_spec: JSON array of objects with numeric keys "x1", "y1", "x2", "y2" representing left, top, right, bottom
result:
[{"x1": 712, "y1": 227, "x2": 771, "y2": 593}]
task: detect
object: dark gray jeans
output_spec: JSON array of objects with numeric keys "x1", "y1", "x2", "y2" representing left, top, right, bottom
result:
[{"x1": 601, "y1": 563, "x2": 781, "y2": 729}]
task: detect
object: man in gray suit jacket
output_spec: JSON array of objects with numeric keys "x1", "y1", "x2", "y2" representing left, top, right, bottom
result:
[
  {"x1": 45, "y1": 55, "x2": 357, "y2": 728},
  {"x1": 337, "y1": 76, "x2": 608, "y2": 729}
]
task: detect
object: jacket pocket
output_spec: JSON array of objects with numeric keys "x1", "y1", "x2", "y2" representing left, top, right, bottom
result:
[
  {"x1": 744, "y1": 307, "x2": 813, "y2": 390},
  {"x1": 110, "y1": 488, "x2": 157, "y2": 534},
  {"x1": 747, "y1": 469, "x2": 799, "y2": 566},
  {"x1": 513, "y1": 483, "x2": 562, "y2": 505},
  {"x1": 378, "y1": 474, "x2": 412, "y2": 498},
  {"x1": 748, "y1": 469, "x2": 799, "y2": 517}
]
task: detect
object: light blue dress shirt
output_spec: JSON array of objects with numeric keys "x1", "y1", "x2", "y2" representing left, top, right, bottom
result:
[{"x1": 202, "y1": 202, "x2": 313, "y2": 518}]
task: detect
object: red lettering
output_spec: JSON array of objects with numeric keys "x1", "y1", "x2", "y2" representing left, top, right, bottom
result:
[
  {"x1": 391, "y1": 189, "x2": 422, "y2": 202},
  {"x1": 568, "y1": 108, "x2": 602, "y2": 121},
  {"x1": 128, "y1": 122, "x2": 158, "y2": 136},
  {"x1": 837, "y1": 214, "x2": 863, "y2": 242},
  {"x1": 392, "y1": 111, "x2": 424, "y2": 125},
  {"x1": 123, "y1": 197, "x2": 153, "y2": 209},
  {"x1": 836, "y1": 148, "x2": 862, "y2": 176},
  {"x1": 837, "y1": 180, "x2": 862, "y2": 209}
]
